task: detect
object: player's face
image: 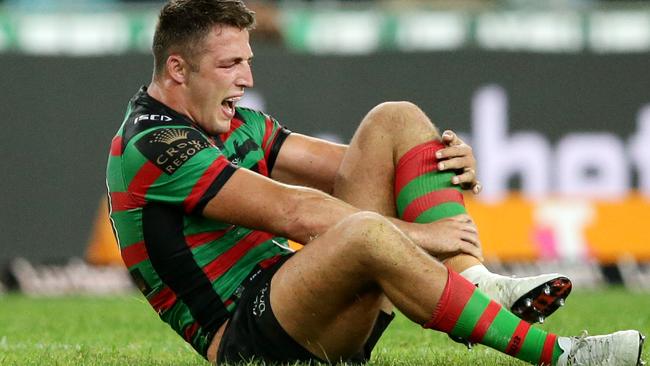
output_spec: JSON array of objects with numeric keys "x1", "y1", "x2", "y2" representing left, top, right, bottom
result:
[{"x1": 186, "y1": 25, "x2": 254, "y2": 134}]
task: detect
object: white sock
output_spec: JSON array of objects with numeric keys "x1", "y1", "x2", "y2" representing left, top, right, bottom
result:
[{"x1": 459, "y1": 264, "x2": 495, "y2": 284}]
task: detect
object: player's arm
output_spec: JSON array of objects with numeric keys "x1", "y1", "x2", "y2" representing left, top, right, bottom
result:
[
  {"x1": 270, "y1": 133, "x2": 346, "y2": 194},
  {"x1": 203, "y1": 167, "x2": 352, "y2": 244},
  {"x1": 201, "y1": 167, "x2": 482, "y2": 259},
  {"x1": 122, "y1": 124, "x2": 472, "y2": 255},
  {"x1": 271, "y1": 131, "x2": 480, "y2": 195}
]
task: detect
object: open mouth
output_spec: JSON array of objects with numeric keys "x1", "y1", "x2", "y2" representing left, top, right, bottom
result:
[{"x1": 221, "y1": 96, "x2": 241, "y2": 118}]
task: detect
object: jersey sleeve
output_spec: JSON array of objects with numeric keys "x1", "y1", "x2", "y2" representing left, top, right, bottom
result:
[
  {"x1": 122, "y1": 126, "x2": 237, "y2": 215},
  {"x1": 236, "y1": 108, "x2": 291, "y2": 174}
]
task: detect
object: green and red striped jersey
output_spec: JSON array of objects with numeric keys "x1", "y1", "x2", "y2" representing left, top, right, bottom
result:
[{"x1": 106, "y1": 87, "x2": 293, "y2": 357}]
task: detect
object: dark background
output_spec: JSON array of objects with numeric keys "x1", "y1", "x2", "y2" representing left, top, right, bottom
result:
[{"x1": 1, "y1": 44, "x2": 648, "y2": 265}]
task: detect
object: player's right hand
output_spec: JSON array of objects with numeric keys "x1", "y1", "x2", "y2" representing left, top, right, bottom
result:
[{"x1": 419, "y1": 214, "x2": 483, "y2": 261}]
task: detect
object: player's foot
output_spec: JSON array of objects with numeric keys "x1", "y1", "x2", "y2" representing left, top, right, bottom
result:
[
  {"x1": 477, "y1": 273, "x2": 572, "y2": 324},
  {"x1": 557, "y1": 330, "x2": 645, "y2": 366},
  {"x1": 448, "y1": 273, "x2": 572, "y2": 349}
]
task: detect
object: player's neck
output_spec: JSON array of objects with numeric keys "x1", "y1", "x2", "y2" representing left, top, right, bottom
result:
[{"x1": 147, "y1": 80, "x2": 192, "y2": 121}]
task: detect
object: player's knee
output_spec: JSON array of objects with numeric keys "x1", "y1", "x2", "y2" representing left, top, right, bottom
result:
[
  {"x1": 373, "y1": 101, "x2": 417, "y2": 112},
  {"x1": 337, "y1": 211, "x2": 403, "y2": 256},
  {"x1": 365, "y1": 101, "x2": 439, "y2": 137},
  {"x1": 368, "y1": 101, "x2": 418, "y2": 120}
]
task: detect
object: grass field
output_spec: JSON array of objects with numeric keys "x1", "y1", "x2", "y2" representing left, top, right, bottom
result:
[{"x1": 0, "y1": 288, "x2": 648, "y2": 365}]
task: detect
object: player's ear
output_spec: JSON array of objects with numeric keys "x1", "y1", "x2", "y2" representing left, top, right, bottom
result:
[{"x1": 166, "y1": 54, "x2": 189, "y2": 84}]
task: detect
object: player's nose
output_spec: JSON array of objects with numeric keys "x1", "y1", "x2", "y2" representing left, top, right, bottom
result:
[{"x1": 236, "y1": 62, "x2": 254, "y2": 88}]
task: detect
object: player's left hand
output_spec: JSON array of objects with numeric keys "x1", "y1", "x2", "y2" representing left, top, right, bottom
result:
[{"x1": 437, "y1": 130, "x2": 481, "y2": 194}]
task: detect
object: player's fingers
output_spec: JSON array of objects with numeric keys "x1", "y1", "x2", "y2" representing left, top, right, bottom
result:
[
  {"x1": 461, "y1": 228, "x2": 478, "y2": 238},
  {"x1": 437, "y1": 156, "x2": 471, "y2": 172},
  {"x1": 452, "y1": 168, "x2": 476, "y2": 186},
  {"x1": 461, "y1": 221, "x2": 478, "y2": 235},
  {"x1": 458, "y1": 241, "x2": 484, "y2": 261},
  {"x1": 460, "y1": 229, "x2": 480, "y2": 247},
  {"x1": 472, "y1": 181, "x2": 482, "y2": 194},
  {"x1": 447, "y1": 214, "x2": 472, "y2": 223},
  {"x1": 441, "y1": 130, "x2": 463, "y2": 146},
  {"x1": 435, "y1": 145, "x2": 471, "y2": 161},
  {"x1": 449, "y1": 215, "x2": 478, "y2": 233}
]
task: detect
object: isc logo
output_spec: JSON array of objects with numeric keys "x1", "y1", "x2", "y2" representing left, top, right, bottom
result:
[{"x1": 134, "y1": 114, "x2": 172, "y2": 124}]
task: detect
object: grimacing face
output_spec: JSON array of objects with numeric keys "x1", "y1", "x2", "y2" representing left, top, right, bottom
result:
[{"x1": 184, "y1": 25, "x2": 254, "y2": 135}]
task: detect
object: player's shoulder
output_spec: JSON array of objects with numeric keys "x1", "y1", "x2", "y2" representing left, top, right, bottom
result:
[
  {"x1": 234, "y1": 106, "x2": 273, "y2": 125},
  {"x1": 118, "y1": 88, "x2": 218, "y2": 172},
  {"x1": 121, "y1": 87, "x2": 197, "y2": 144}
]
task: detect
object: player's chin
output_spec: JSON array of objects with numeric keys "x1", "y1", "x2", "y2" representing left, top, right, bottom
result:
[{"x1": 219, "y1": 118, "x2": 232, "y2": 132}]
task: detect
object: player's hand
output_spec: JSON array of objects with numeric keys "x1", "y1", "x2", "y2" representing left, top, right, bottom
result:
[
  {"x1": 437, "y1": 130, "x2": 482, "y2": 194},
  {"x1": 419, "y1": 214, "x2": 483, "y2": 261}
]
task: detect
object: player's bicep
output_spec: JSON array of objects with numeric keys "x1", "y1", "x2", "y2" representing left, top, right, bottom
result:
[
  {"x1": 271, "y1": 133, "x2": 347, "y2": 193},
  {"x1": 201, "y1": 168, "x2": 294, "y2": 234}
]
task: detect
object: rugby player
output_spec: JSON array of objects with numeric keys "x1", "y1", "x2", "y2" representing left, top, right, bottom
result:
[{"x1": 106, "y1": 0, "x2": 645, "y2": 364}]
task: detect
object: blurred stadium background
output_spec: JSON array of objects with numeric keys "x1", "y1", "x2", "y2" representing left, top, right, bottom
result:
[{"x1": 1, "y1": 0, "x2": 650, "y2": 296}]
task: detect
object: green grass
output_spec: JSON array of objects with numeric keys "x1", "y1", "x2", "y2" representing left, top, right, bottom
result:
[{"x1": 0, "y1": 288, "x2": 648, "y2": 365}]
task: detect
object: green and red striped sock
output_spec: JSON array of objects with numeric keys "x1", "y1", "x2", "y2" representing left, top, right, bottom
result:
[
  {"x1": 394, "y1": 140, "x2": 466, "y2": 223},
  {"x1": 425, "y1": 269, "x2": 563, "y2": 365}
]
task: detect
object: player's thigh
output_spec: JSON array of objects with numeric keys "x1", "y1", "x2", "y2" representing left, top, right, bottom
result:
[{"x1": 269, "y1": 215, "x2": 387, "y2": 358}]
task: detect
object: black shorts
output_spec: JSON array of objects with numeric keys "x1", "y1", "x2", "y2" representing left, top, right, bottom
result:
[{"x1": 216, "y1": 254, "x2": 395, "y2": 364}]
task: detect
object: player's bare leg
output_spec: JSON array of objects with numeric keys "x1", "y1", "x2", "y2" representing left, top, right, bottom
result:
[
  {"x1": 271, "y1": 212, "x2": 446, "y2": 359},
  {"x1": 270, "y1": 212, "x2": 644, "y2": 365},
  {"x1": 331, "y1": 101, "x2": 436, "y2": 316},
  {"x1": 332, "y1": 101, "x2": 571, "y2": 324}
]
